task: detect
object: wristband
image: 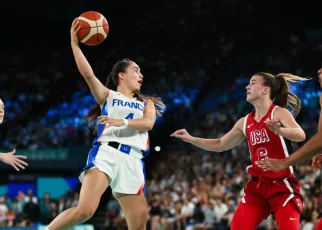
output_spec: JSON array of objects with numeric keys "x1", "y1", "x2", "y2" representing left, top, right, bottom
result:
[{"x1": 123, "y1": 119, "x2": 129, "y2": 127}]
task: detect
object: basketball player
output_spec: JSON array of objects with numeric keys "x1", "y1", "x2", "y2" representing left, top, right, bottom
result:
[
  {"x1": 45, "y1": 19, "x2": 165, "y2": 230},
  {"x1": 171, "y1": 72, "x2": 309, "y2": 230},
  {"x1": 256, "y1": 69, "x2": 322, "y2": 229},
  {"x1": 0, "y1": 98, "x2": 28, "y2": 171}
]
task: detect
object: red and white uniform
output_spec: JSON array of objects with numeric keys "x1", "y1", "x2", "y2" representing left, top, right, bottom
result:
[
  {"x1": 243, "y1": 104, "x2": 293, "y2": 179},
  {"x1": 231, "y1": 104, "x2": 303, "y2": 230}
]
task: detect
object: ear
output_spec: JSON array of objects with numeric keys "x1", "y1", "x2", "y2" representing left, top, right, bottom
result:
[
  {"x1": 119, "y1": 72, "x2": 125, "y2": 80},
  {"x1": 263, "y1": 86, "x2": 270, "y2": 95}
]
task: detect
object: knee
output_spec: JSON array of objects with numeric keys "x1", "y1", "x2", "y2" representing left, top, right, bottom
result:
[
  {"x1": 74, "y1": 206, "x2": 96, "y2": 222},
  {"x1": 130, "y1": 208, "x2": 147, "y2": 230},
  {"x1": 137, "y1": 208, "x2": 148, "y2": 229}
]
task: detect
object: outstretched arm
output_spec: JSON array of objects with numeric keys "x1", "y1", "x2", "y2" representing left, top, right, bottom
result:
[
  {"x1": 257, "y1": 95, "x2": 322, "y2": 171},
  {"x1": 70, "y1": 19, "x2": 109, "y2": 107},
  {"x1": 171, "y1": 117, "x2": 246, "y2": 152},
  {"x1": 284, "y1": 95, "x2": 322, "y2": 165}
]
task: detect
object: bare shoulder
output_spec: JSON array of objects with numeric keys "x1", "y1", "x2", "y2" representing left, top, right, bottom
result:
[
  {"x1": 234, "y1": 117, "x2": 245, "y2": 130},
  {"x1": 320, "y1": 93, "x2": 322, "y2": 107},
  {"x1": 144, "y1": 99, "x2": 155, "y2": 113},
  {"x1": 145, "y1": 99, "x2": 155, "y2": 107},
  {"x1": 273, "y1": 107, "x2": 291, "y2": 119},
  {"x1": 274, "y1": 106, "x2": 289, "y2": 114}
]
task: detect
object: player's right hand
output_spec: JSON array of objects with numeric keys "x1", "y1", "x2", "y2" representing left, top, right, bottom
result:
[
  {"x1": 170, "y1": 129, "x2": 194, "y2": 143},
  {"x1": 0, "y1": 149, "x2": 28, "y2": 171},
  {"x1": 70, "y1": 19, "x2": 81, "y2": 45},
  {"x1": 255, "y1": 158, "x2": 288, "y2": 172}
]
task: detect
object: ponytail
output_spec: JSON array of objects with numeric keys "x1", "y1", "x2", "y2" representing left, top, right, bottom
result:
[{"x1": 257, "y1": 72, "x2": 310, "y2": 116}]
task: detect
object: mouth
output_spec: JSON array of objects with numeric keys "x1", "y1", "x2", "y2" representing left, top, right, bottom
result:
[{"x1": 138, "y1": 80, "x2": 143, "y2": 85}]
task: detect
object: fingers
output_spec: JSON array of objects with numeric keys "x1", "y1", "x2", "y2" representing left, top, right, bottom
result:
[
  {"x1": 97, "y1": 116, "x2": 109, "y2": 124},
  {"x1": 14, "y1": 161, "x2": 25, "y2": 170},
  {"x1": 71, "y1": 20, "x2": 81, "y2": 35},
  {"x1": 10, "y1": 149, "x2": 16, "y2": 155},
  {"x1": 72, "y1": 18, "x2": 79, "y2": 27},
  {"x1": 172, "y1": 134, "x2": 186, "y2": 139},
  {"x1": 255, "y1": 159, "x2": 271, "y2": 169},
  {"x1": 75, "y1": 26, "x2": 81, "y2": 33},
  {"x1": 170, "y1": 129, "x2": 186, "y2": 136},
  {"x1": 97, "y1": 116, "x2": 108, "y2": 119},
  {"x1": 98, "y1": 119, "x2": 109, "y2": 125},
  {"x1": 15, "y1": 155, "x2": 27, "y2": 159},
  {"x1": 15, "y1": 158, "x2": 28, "y2": 166},
  {"x1": 11, "y1": 163, "x2": 19, "y2": 171}
]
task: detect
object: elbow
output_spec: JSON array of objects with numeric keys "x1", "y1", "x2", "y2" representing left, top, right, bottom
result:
[
  {"x1": 82, "y1": 72, "x2": 94, "y2": 79},
  {"x1": 293, "y1": 132, "x2": 306, "y2": 142},
  {"x1": 211, "y1": 139, "x2": 224, "y2": 152},
  {"x1": 299, "y1": 131, "x2": 306, "y2": 142},
  {"x1": 299, "y1": 135, "x2": 306, "y2": 142},
  {"x1": 137, "y1": 123, "x2": 153, "y2": 131},
  {"x1": 144, "y1": 119, "x2": 155, "y2": 131},
  {"x1": 216, "y1": 147, "x2": 226, "y2": 153},
  {"x1": 146, "y1": 123, "x2": 154, "y2": 131}
]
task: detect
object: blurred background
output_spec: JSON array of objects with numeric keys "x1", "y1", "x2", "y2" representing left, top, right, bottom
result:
[{"x1": 0, "y1": 0, "x2": 322, "y2": 229}]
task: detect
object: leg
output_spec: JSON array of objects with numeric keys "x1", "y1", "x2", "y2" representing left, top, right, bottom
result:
[
  {"x1": 47, "y1": 168, "x2": 109, "y2": 230},
  {"x1": 231, "y1": 192, "x2": 270, "y2": 230},
  {"x1": 273, "y1": 201, "x2": 300, "y2": 230},
  {"x1": 117, "y1": 193, "x2": 148, "y2": 230}
]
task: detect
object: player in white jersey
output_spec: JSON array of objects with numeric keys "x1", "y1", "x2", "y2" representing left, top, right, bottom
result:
[
  {"x1": 46, "y1": 19, "x2": 165, "y2": 230},
  {"x1": 0, "y1": 98, "x2": 28, "y2": 171}
]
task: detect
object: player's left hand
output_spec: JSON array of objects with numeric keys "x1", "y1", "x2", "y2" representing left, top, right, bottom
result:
[
  {"x1": 264, "y1": 118, "x2": 282, "y2": 135},
  {"x1": 97, "y1": 116, "x2": 124, "y2": 127},
  {"x1": 312, "y1": 154, "x2": 322, "y2": 172},
  {"x1": 255, "y1": 158, "x2": 288, "y2": 172},
  {"x1": 0, "y1": 149, "x2": 28, "y2": 171}
]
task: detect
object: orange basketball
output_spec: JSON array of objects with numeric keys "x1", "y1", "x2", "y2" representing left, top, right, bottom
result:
[{"x1": 77, "y1": 11, "x2": 109, "y2": 46}]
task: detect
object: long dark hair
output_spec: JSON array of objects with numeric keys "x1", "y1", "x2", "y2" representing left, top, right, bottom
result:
[
  {"x1": 255, "y1": 72, "x2": 310, "y2": 116},
  {"x1": 84, "y1": 58, "x2": 166, "y2": 128}
]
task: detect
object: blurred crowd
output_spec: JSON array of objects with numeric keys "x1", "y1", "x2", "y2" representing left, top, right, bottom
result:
[
  {"x1": 0, "y1": 189, "x2": 79, "y2": 228},
  {"x1": 1, "y1": 1, "x2": 322, "y2": 230}
]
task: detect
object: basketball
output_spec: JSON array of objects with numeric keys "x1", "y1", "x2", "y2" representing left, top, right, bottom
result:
[{"x1": 77, "y1": 11, "x2": 109, "y2": 46}]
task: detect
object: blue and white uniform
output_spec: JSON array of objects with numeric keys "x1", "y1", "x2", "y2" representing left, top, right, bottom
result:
[{"x1": 79, "y1": 90, "x2": 150, "y2": 196}]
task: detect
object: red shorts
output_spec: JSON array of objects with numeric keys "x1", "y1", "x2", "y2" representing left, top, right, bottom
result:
[
  {"x1": 243, "y1": 176, "x2": 303, "y2": 213},
  {"x1": 231, "y1": 175, "x2": 304, "y2": 230}
]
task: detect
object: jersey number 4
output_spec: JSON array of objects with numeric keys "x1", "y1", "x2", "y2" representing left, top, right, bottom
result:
[{"x1": 125, "y1": 113, "x2": 134, "y2": 120}]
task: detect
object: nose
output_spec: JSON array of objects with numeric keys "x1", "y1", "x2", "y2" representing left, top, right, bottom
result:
[{"x1": 246, "y1": 84, "x2": 250, "y2": 90}]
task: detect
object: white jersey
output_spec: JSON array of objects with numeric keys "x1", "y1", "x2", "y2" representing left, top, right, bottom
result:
[{"x1": 97, "y1": 90, "x2": 150, "y2": 156}]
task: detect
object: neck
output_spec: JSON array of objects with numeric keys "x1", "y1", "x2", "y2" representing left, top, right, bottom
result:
[
  {"x1": 252, "y1": 98, "x2": 273, "y2": 121},
  {"x1": 117, "y1": 85, "x2": 134, "y2": 99}
]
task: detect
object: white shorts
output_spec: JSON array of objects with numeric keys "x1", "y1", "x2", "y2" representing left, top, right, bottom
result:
[{"x1": 79, "y1": 144, "x2": 146, "y2": 196}]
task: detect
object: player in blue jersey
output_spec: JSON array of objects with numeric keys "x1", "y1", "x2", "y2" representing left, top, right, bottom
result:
[
  {"x1": 46, "y1": 19, "x2": 165, "y2": 230},
  {"x1": 0, "y1": 98, "x2": 28, "y2": 171}
]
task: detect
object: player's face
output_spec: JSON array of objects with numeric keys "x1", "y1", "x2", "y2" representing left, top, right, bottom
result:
[
  {"x1": 0, "y1": 100, "x2": 4, "y2": 124},
  {"x1": 318, "y1": 69, "x2": 322, "y2": 88},
  {"x1": 123, "y1": 62, "x2": 143, "y2": 92},
  {"x1": 245, "y1": 75, "x2": 267, "y2": 102}
]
